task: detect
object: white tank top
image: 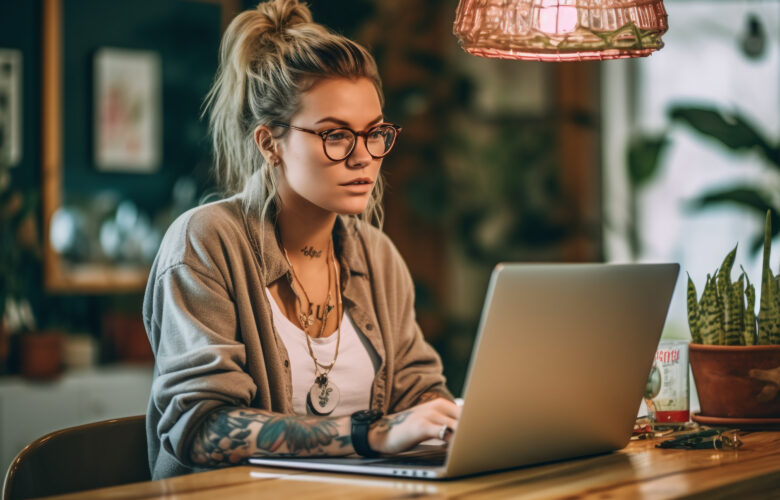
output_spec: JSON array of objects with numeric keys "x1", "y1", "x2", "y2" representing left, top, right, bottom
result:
[{"x1": 265, "y1": 288, "x2": 380, "y2": 416}]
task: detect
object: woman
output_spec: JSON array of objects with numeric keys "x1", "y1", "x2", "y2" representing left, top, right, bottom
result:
[{"x1": 144, "y1": 0, "x2": 460, "y2": 480}]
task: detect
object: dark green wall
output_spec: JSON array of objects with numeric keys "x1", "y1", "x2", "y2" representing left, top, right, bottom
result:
[
  {"x1": 0, "y1": 1, "x2": 41, "y2": 191},
  {"x1": 2, "y1": 0, "x2": 222, "y2": 210},
  {"x1": 61, "y1": 0, "x2": 221, "y2": 212},
  {"x1": 0, "y1": 0, "x2": 224, "y2": 347}
]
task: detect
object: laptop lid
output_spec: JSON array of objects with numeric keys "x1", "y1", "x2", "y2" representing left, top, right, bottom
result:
[
  {"x1": 443, "y1": 262, "x2": 678, "y2": 477},
  {"x1": 250, "y1": 263, "x2": 679, "y2": 479}
]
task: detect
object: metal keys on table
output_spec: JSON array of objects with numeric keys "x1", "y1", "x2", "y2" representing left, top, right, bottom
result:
[{"x1": 656, "y1": 429, "x2": 742, "y2": 449}]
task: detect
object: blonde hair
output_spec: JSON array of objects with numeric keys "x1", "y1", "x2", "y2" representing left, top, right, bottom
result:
[{"x1": 204, "y1": 0, "x2": 385, "y2": 228}]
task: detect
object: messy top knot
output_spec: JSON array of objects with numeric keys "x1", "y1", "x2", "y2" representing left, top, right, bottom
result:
[
  {"x1": 204, "y1": 0, "x2": 384, "y2": 228},
  {"x1": 254, "y1": 0, "x2": 311, "y2": 39}
]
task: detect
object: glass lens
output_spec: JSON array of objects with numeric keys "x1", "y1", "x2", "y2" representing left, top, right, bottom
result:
[
  {"x1": 366, "y1": 125, "x2": 397, "y2": 157},
  {"x1": 324, "y1": 128, "x2": 356, "y2": 160}
]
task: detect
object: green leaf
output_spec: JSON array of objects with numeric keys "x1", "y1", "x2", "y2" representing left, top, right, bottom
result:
[
  {"x1": 762, "y1": 210, "x2": 772, "y2": 280},
  {"x1": 699, "y1": 274, "x2": 724, "y2": 345},
  {"x1": 717, "y1": 245, "x2": 738, "y2": 285},
  {"x1": 763, "y1": 212, "x2": 780, "y2": 344},
  {"x1": 713, "y1": 249, "x2": 744, "y2": 342},
  {"x1": 758, "y1": 266, "x2": 777, "y2": 345},
  {"x1": 627, "y1": 136, "x2": 668, "y2": 188},
  {"x1": 717, "y1": 286, "x2": 726, "y2": 346},
  {"x1": 687, "y1": 275, "x2": 701, "y2": 343},
  {"x1": 757, "y1": 210, "x2": 779, "y2": 344},
  {"x1": 751, "y1": 220, "x2": 780, "y2": 255},
  {"x1": 773, "y1": 282, "x2": 780, "y2": 344},
  {"x1": 669, "y1": 107, "x2": 777, "y2": 167},
  {"x1": 725, "y1": 276, "x2": 744, "y2": 345},
  {"x1": 743, "y1": 272, "x2": 757, "y2": 345},
  {"x1": 690, "y1": 187, "x2": 774, "y2": 214}
]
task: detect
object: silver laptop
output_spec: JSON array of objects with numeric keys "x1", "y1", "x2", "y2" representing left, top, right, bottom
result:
[{"x1": 250, "y1": 263, "x2": 679, "y2": 479}]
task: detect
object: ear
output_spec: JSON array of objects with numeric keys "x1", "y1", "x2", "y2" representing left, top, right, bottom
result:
[{"x1": 253, "y1": 125, "x2": 280, "y2": 165}]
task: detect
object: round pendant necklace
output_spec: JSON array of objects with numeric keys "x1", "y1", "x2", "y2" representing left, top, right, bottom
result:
[{"x1": 282, "y1": 240, "x2": 343, "y2": 416}]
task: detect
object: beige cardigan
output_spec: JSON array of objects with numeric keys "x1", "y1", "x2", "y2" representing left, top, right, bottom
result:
[{"x1": 143, "y1": 195, "x2": 451, "y2": 479}]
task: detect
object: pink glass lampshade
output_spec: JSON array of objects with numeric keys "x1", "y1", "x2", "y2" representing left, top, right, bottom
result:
[{"x1": 453, "y1": 0, "x2": 668, "y2": 61}]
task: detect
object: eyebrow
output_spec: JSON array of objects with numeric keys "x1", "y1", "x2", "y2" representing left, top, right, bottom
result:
[{"x1": 314, "y1": 115, "x2": 385, "y2": 128}]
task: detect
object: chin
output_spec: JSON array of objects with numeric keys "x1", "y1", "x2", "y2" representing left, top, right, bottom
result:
[{"x1": 332, "y1": 200, "x2": 370, "y2": 217}]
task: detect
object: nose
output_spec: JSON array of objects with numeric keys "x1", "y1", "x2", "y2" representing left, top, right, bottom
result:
[{"x1": 345, "y1": 136, "x2": 373, "y2": 169}]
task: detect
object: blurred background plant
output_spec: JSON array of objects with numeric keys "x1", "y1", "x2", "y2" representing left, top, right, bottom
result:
[
  {"x1": 626, "y1": 104, "x2": 780, "y2": 259},
  {"x1": 1, "y1": 153, "x2": 42, "y2": 373},
  {"x1": 409, "y1": 117, "x2": 574, "y2": 264},
  {"x1": 677, "y1": 107, "x2": 780, "y2": 252}
]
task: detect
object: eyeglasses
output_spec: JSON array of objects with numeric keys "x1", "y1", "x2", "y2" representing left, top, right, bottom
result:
[{"x1": 272, "y1": 122, "x2": 402, "y2": 162}]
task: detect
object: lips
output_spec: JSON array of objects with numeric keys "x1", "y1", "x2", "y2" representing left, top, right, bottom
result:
[{"x1": 340, "y1": 178, "x2": 373, "y2": 186}]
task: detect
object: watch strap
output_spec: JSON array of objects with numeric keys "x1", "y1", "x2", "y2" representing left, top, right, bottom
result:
[{"x1": 351, "y1": 410, "x2": 382, "y2": 458}]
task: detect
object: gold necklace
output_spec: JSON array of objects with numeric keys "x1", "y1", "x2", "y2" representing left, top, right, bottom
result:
[
  {"x1": 282, "y1": 243, "x2": 334, "y2": 338},
  {"x1": 285, "y1": 250, "x2": 325, "y2": 330},
  {"x1": 282, "y1": 241, "x2": 343, "y2": 415}
]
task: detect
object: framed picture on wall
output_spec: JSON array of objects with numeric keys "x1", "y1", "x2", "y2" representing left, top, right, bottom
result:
[
  {"x1": 42, "y1": 0, "x2": 236, "y2": 293},
  {"x1": 93, "y1": 47, "x2": 161, "y2": 173},
  {"x1": 0, "y1": 49, "x2": 22, "y2": 167}
]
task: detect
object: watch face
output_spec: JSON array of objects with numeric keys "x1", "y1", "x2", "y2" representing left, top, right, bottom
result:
[{"x1": 353, "y1": 409, "x2": 383, "y2": 423}]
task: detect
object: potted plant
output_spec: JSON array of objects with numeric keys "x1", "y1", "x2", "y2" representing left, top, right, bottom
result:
[
  {"x1": 687, "y1": 210, "x2": 780, "y2": 421},
  {"x1": 1, "y1": 156, "x2": 62, "y2": 379}
]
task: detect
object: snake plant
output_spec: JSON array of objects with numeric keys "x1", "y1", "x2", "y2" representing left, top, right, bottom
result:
[{"x1": 688, "y1": 210, "x2": 780, "y2": 345}]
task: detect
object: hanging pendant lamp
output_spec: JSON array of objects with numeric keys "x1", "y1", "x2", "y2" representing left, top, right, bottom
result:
[{"x1": 453, "y1": 0, "x2": 668, "y2": 61}]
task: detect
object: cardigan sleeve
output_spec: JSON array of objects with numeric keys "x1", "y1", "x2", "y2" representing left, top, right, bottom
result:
[
  {"x1": 145, "y1": 259, "x2": 257, "y2": 467},
  {"x1": 375, "y1": 235, "x2": 454, "y2": 411}
]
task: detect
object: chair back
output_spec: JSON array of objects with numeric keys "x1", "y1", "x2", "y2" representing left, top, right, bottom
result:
[{"x1": 2, "y1": 415, "x2": 149, "y2": 499}]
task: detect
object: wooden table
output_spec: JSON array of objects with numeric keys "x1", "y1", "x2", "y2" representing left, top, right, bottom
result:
[{"x1": 48, "y1": 432, "x2": 780, "y2": 499}]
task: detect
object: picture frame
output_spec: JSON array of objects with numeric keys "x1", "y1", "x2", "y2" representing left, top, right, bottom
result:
[
  {"x1": 0, "y1": 49, "x2": 22, "y2": 167},
  {"x1": 94, "y1": 47, "x2": 162, "y2": 173},
  {"x1": 42, "y1": 0, "x2": 238, "y2": 293}
]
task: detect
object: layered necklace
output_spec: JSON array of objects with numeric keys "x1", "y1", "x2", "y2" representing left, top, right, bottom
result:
[{"x1": 282, "y1": 240, "x2": 343, "y2": 416}]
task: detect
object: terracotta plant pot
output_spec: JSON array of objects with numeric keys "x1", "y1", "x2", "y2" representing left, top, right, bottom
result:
[
  {"x1": 102, "y1": 314, "x2": 153, "y2": 363},
  {"x1": 19, "y1": 331, "x2": 64, "y2": 379},
  {"x1": 689, "y1": 343, "x2": 780, "y2": 418}
]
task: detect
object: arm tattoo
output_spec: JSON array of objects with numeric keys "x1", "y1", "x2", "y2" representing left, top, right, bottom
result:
[
  {"x1": 256, "y1": 416, "x2": 351, "y2": 456},
  {"x1": 372, "y1": 411, "x2": 410, "y2": 436},
  {"x1": 191, "y1": 409, "x2": 263, "y2": 465},
  {"x1": 190, "y1": 408, "x2": 351, "y2": 466}
]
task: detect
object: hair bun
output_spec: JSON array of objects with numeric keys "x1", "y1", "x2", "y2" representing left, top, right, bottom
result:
[{"x1": 255, "y1": 0, "x2": 312, "y2": 37}]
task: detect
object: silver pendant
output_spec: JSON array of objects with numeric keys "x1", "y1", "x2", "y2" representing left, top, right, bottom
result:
[{"x1": 307, "y1": 375, "x2": 340, "y2": 415}]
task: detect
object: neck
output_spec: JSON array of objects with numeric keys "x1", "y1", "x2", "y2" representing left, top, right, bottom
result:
[{"x1": 276, "y1": 203, "x2": 337, "y2": 263}]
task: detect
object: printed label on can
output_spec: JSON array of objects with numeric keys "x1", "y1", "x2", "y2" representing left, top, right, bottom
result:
[{"x1": 649, "y1": 340, "x2": 690, "y2": 423}]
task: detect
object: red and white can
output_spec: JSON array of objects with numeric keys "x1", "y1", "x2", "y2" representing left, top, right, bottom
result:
[{"x1": 649, "y1": 340, "x2": 690, "y2": 423}]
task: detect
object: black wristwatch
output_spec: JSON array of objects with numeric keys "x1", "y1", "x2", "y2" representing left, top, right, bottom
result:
[{"x1": 350, "y1": 409, "x2": 384, "y2": 458}]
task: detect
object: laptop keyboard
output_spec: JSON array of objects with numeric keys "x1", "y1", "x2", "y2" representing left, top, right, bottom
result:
[
  {"x1": 369, "y1": 455, "x2": 446, "y2": 468},
  {"x1": 368, "y1": 447, "x2": 447, "y2": 468}
]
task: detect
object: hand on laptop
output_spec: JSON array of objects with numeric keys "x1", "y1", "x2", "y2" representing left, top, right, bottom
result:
[{"x1": 368, "y1": 398, "x2": 461, "y2": 455}]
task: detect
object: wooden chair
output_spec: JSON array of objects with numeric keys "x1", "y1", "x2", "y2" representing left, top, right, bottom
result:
[{"x1": 2, "y1": 415, "x2": 150, "y2": 499}]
